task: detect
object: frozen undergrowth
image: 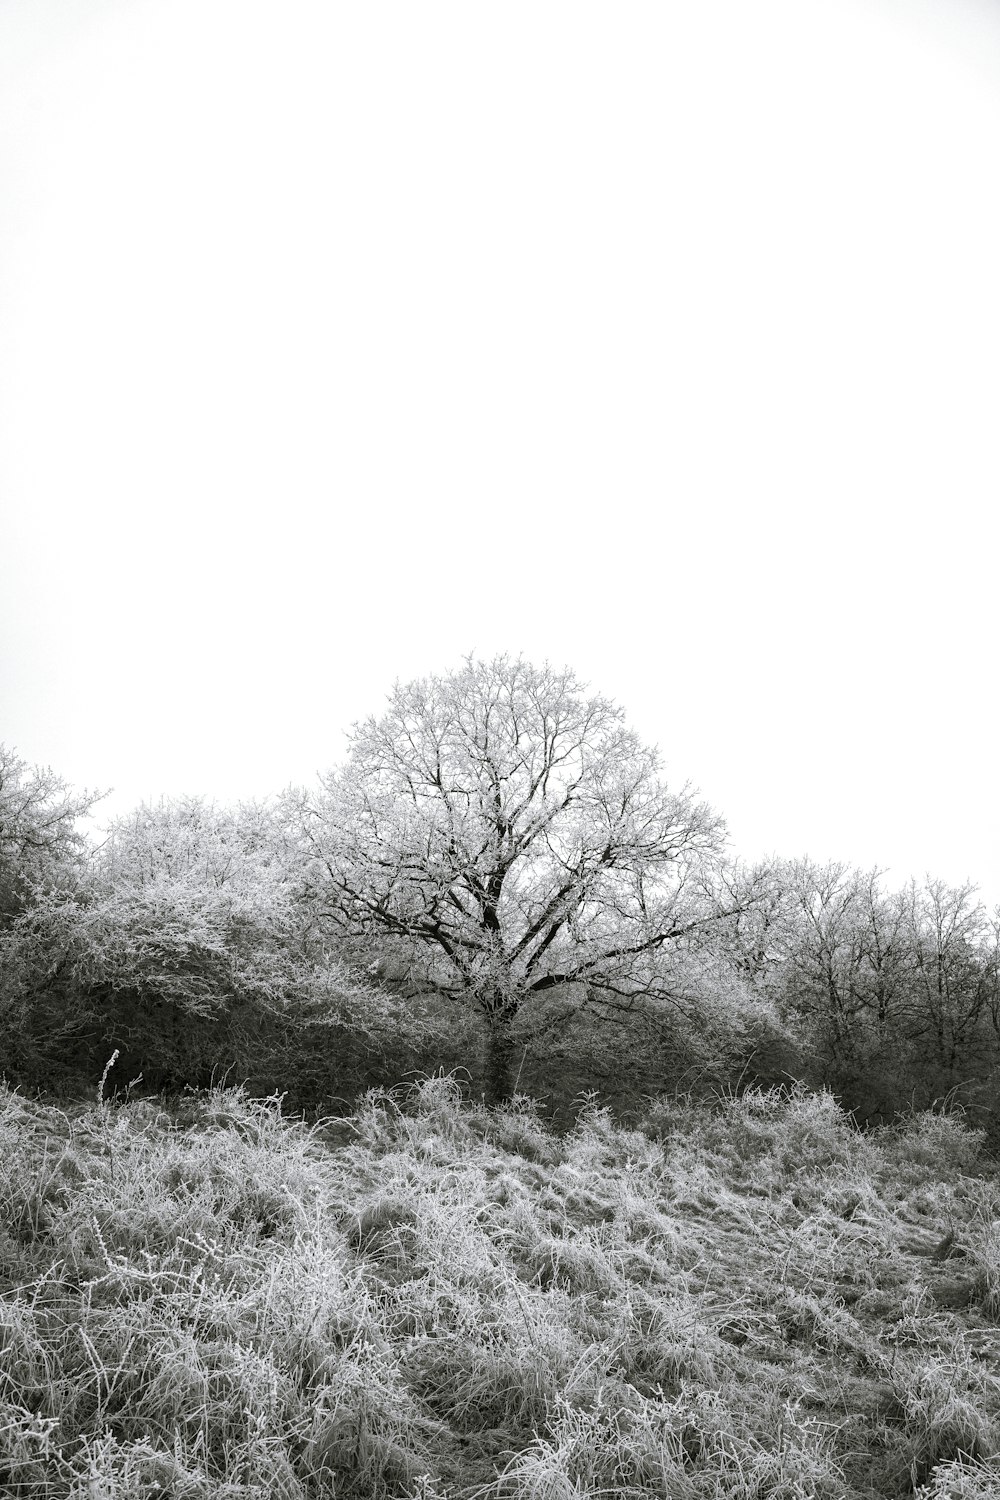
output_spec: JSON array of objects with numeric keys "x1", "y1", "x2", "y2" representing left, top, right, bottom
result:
[{"x1": 2, "y1": 1077, "x2": 1000, "y2": 1498}]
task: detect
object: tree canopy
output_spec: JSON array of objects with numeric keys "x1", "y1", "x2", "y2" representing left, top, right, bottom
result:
[{"x1": 294, "y1": 655, "x2": 737, "y2": 1102}]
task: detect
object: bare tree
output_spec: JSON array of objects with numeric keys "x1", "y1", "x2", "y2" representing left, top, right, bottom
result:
[
  {"x1": 0, "y1": 745, "x2": 101, "y2": 923},
  {"x1": 904, "y1": 877, "x2": 993, "y2": 1073},
  {"x1": 293, "y1": 655, "x2": 734, "y2": 1103}
]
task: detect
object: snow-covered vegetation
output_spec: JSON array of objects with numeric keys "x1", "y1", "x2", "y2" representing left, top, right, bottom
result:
[{"x1": 4, "y1": 1076, "x2": 1000, "y2": 1498}]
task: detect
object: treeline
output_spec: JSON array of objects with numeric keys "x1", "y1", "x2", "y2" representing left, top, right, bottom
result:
[
  {"x1": 719, "y1": 858, "x2": 1000, "y2": 1130},
  {"x1": 2, "y1": 657, "x2": 998, "y2": 1132}
]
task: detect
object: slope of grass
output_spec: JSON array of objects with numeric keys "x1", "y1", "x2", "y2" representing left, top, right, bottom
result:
[{"x1": 3, "y1": 1075, "x2": 1000, "y2": 1498}]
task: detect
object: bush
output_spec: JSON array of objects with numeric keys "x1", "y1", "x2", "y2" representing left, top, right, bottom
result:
[{"x1": 883, "y1": 1111, "x2": 985, "y2": 1177}]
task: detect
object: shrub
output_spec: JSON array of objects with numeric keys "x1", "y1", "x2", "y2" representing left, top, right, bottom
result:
[{"x1": 883, "y1": 1111, "x2": 985, "y2": 1177}]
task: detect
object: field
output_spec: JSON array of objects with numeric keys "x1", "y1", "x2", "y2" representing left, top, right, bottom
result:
[{"x1": 3, "y1": 1076, "x2": 1000, "y2": 1498}]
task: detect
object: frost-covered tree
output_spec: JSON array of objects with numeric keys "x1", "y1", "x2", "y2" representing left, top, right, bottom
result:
[
  {"x1": 716, "y1": 858, "x2": 1000, "y2": 1117},
  {"x1": 96, "y1": 795, "x2": 294, "y2": 894},
  {"x1": 294, "y1": 655, "x2": 739, "y2": 1103},
  {"x1": 0, "y1": 785, "x2": 437, "y2": 1096},
  {"x1": 903, "y1": 876, "x2": 996, "y2": 1073},
  {"x1": 0, "y1": 745, "x2": 100, "y2": 924}
]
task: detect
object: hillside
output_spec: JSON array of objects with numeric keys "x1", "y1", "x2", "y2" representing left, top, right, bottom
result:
[{"x1": 3, "y1": 1078, "x2": 1000, "y2": 1498}]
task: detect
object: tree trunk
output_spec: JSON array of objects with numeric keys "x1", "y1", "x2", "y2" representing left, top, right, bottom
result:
[{"x1": 484, "y1": 1012, "x2": 516, "y2": 1107}]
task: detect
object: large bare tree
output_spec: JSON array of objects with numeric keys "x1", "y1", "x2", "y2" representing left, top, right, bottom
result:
[{"x1": 295, "y1": 655, "x2": 734, "y2": 1102}]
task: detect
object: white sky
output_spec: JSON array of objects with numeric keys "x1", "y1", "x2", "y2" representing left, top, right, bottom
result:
[{"x1": 2, "y1": 0, "x2": 999, "y2": 904}]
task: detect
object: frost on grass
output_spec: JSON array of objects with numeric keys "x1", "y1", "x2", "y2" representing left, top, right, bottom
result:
[{"x1": 3, "y1": 1076, "x2": 1000, "y2": 1497}]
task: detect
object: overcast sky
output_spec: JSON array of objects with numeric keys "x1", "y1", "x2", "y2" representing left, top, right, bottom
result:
[{"x1": 2, "y1": 0, "x2": 998, "y2": 904}]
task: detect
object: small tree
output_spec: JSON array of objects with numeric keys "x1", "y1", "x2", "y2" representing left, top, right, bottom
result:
[
  {"x1": 0, "y1": 745, "x2": 101, "y2": 924},
  {"x1": 295, "y1": 655, "x2": 738, "y2": 1103},
  {"x1": 904, "y1": 876, "x2": 995, "y2": 1075}
]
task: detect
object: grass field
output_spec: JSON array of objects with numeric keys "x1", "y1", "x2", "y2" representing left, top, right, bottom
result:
[{"x1": 3, "y1": 1074, "x2": 1000, "y2": 1498}]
